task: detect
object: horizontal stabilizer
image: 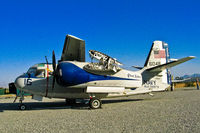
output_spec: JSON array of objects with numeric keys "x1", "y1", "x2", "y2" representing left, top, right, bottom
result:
[
  {"x1": 146, "y1": 56, "x2": 195, "y2": 72},
  {"x1": 132, "y1": 66, "x2": 143, "y2": 70}
]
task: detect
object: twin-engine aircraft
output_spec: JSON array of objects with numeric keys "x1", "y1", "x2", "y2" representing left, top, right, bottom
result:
[{"x1": 15, "y1": 35, "x2": 195, "y2": 110}]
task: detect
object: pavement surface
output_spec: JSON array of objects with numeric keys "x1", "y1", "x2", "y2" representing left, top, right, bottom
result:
[{"x1": 0, "y1": 88, "x2": 200, "y2": 133}]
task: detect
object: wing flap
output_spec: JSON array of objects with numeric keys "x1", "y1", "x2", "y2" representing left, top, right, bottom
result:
[{"x1": 146, "y1": 56, "x2": 195, "y2": 72}]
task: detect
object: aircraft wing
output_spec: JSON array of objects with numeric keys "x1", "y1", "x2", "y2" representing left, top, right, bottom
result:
[
  {"x1": 60, "y1": 35, "x2": 85, "y2": 62},
  {"x1": 146, "y1": 56, "x2": 195, "y2": 72}
]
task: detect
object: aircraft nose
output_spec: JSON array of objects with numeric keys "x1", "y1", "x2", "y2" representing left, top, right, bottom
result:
[{"x1": 15, "y1": 76, "x2": 25, "y2": 88}]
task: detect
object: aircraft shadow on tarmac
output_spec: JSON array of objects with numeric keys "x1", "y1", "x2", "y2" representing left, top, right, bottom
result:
[{"x1": 0, "y1": 99, "x2": 143, "y2": 112}]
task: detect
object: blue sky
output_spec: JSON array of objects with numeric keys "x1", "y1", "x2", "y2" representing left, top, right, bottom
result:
[{"x1": 0, "y1": 0, "x2": 199, "y2": 87}]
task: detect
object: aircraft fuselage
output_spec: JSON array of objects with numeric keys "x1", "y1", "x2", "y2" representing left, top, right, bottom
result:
[{"x1": 15, "y1": 61, "x2": 143, "y2": 99}]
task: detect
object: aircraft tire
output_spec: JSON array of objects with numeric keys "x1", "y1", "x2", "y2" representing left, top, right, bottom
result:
[
  {"x1": 89, "y1": 98, "x2": 102, "y2": 109},
  {"x1": 19, "y1": 104, "x2": 26, "y2": 110}
]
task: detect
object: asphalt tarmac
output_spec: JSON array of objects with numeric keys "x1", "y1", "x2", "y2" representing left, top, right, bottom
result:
[{"x1": 0, "y1": 88, "x2": 200, "y2": 133}]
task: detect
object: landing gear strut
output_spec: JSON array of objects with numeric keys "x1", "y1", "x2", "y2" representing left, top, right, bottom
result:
[
  {"x1": 89, "y1": 98, "x2": 102, "y2": 109},
  {"x1": 18, "y1": 91, "x2": 26, "y2": 110}
]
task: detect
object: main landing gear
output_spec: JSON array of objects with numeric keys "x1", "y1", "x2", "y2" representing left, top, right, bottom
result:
[
  {"x1": 89, "y1": 98, "x2": 102, "y2": 109},
  {"x1": 65, "y1": 98, "x2": 102, "y2": 109}
]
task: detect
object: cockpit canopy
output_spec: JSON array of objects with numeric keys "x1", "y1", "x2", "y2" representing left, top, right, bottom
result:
[
  {"x1": 26, "y1": 63, "x2": 53, "y2": 78},
  {"x1": 27, "y1": 67, "x2": 45, "y2": 78}
]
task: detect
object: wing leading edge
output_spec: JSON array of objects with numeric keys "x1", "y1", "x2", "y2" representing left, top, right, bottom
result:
[{"x1": 61, "y1": 35, "x2": 85, "y2": 62}]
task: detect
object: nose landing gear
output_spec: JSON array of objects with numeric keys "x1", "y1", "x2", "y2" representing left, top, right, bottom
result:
[
  {"x1": 18, "y1": 90, "x2": 26, "y2": 110},
  {"x1": 19, "y1": 104, "x2": 26, "y2": 110}
]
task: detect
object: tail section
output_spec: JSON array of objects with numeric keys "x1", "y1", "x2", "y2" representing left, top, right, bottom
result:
[
  {"x1": 143, "y1": 41, "x2": 170, "y2": 86},
  {"x1": 141, "y1": 41, "x2": 195, "y2": 91},
  {"x1": 144, "y1": 41, "x2": 170, "y2": 68}
]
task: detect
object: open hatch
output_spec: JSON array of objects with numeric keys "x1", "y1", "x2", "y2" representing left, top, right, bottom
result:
[{"x1": 83, "y1": 50, "x2": 122, "y2": 75}]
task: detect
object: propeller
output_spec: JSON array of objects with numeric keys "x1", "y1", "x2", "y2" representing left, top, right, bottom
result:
[
  {"x1": 45, "y1": 51, "x2": 58, "y2": 93},
  {"x1": 45, "y1": 56, "x2": 49, "y2": 97},
  {"x1": 52, "y1": 51, "x2": 57, "y2": 89}
]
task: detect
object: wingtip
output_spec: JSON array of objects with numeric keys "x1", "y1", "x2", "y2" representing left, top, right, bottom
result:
[
  {"x1": 66, "y1": 34, "x2": 84, "y2": 41},
  {"x1": 189, "y1": 56, "x2": 196, "y2": 59}
]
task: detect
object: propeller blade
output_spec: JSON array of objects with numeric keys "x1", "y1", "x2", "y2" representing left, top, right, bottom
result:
[
  {"x1": 45, "y1": 56, "x2": 49, "y2": 97},
  {"x1": 52, "y1": 50, "x2": 57, "y2": 89},
  {"x1": 52, "y1": 51, "x2": 56, "y2": 72},
  {"x1": 52, "y1": 76, "x2": 56, "y2": 89},
  {"x1": 45, "y1": 56, "x2": 49, "y2": 65}
]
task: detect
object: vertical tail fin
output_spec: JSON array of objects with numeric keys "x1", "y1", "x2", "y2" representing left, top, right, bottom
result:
[
  {"x1": 144, "y1": 41, "x2": 170, "y2": 68},
  {"x1": 142, "y1": 41, "x2": 171, "y2": 91},
  {"x1": 141, "y1": 41, "x2": 194, "y2": 91}
]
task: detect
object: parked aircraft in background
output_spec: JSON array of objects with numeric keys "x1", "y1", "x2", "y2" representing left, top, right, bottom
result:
[
  {"x1": 14, "y1": 35, "x2": 195, "y2": 110},
  {"x1": 172, "y1": 78, "x2": 192, "y2": 83}
]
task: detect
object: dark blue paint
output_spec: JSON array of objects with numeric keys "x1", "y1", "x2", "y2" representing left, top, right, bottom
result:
[{"x1": 57, "y1": 62, "x2": 136, "y2": 86}]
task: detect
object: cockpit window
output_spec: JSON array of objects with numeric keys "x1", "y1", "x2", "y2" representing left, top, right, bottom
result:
[
  {"x1": 35, "y1": 69, "x2": 45, "y2": 78},
  {"x1": 27, "y1": 68, "x2": 37, "y2": 75},
  {"x1": 27, "y1": 68, "x2": 45, "y2": 78}
]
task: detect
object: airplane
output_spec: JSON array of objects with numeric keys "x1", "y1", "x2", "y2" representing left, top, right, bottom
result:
[
  {"x1": 172, "y1": 78, "x2": 192, "y2": 83},
  {"x1": 14, "y1": 35, "x2": 195, "y2": 110}
]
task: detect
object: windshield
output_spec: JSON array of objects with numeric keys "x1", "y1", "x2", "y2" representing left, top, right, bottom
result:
[
  {"x1": 27, "y1": 68, "x2": 45, "y2": 78},
  {"x1": 27, "y1": 68, "x2": 37, "y2": 75}
]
